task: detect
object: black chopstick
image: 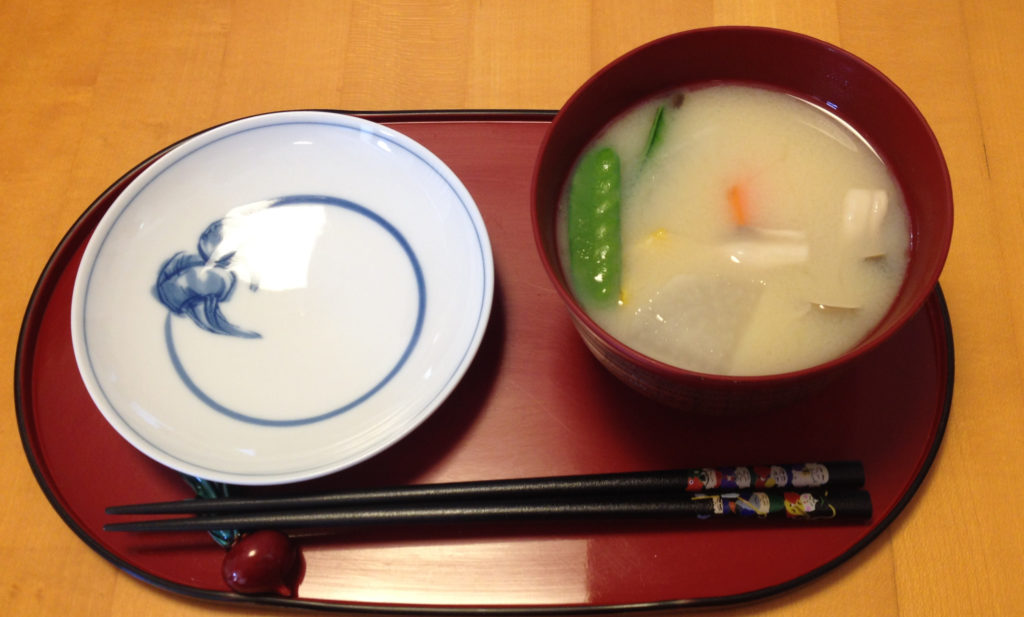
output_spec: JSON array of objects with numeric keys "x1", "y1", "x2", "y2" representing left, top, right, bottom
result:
[
  {"x1": 105, "y1": 461, "x2": 864, "y2": 516},
  {"x1": 104, "y1": 489, "x2": 872, "y2": 532}
]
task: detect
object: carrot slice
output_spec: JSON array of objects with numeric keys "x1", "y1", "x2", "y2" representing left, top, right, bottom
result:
[{"x1": 727, "y1": 183, "x2": 749, "y2": 227}]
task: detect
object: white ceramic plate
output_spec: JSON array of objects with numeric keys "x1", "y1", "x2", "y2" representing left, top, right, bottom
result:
[{"x1": 71, "y1": 111, "x2": 494, "y2": 485}]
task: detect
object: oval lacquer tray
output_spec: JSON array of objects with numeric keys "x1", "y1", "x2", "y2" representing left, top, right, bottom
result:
[{"x1": 16, "y1": 111, "x2": 953, "y2": 613}]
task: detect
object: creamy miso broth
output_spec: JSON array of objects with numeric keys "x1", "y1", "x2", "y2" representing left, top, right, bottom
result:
[{"x1": 558, "y1": 83, "x2": 910, "y2": 376}]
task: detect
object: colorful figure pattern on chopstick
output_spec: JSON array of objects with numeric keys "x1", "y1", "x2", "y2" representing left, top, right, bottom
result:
[
  {"x1": 693, "y1": 491, "x2": 841, "y2": 520},
  {"x1": 684, "y1": 462, "x2": 834, "y2": 492}
]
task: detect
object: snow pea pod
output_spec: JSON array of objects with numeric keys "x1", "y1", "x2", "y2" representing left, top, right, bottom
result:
[{"x1": 568, "y1": 146, "x2": 622, "y2": 306}]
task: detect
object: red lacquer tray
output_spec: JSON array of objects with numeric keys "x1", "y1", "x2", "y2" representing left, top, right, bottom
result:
[{"x1": 16, "y1": 111, "x2": 953, "y2": 613}]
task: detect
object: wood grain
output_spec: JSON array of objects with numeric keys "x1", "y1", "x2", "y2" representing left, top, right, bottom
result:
[{"x1": 2, "y1": 1, "x2": 1022, "y2": 615}]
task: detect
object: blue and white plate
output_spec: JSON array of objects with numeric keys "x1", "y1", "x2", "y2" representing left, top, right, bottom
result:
[{"x1": 71, "y1": 111, "x2": 494, "y2": 485}]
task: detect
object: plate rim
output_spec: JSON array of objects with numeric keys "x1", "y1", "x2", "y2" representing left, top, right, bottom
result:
[{"x1": 66, "y1": 110, "x2": 496, "y2": 485}]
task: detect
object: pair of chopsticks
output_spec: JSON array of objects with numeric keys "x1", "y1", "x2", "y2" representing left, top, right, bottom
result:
[{"x1": 104, "y1": 461, "x2": 871, "y2": 533}]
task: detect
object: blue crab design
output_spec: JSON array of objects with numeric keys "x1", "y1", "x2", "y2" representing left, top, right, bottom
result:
[{"x1": 154, "y1": 219, "x2": 260, "y2": 339}]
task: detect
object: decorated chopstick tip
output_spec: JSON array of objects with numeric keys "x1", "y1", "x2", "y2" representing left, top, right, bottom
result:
[
  {"x1": 682, "y1": 462, "x2": 863, "y2": 492},
  {"x1": 693, "y1": 489, "x2": 872, "y2": 521}
]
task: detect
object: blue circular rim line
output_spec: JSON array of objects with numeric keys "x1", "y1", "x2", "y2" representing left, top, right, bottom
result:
[
  {"x1": 77, "y1": 114, "x2": 492, "y2": 478},
  {"x1": 163, "y1": 194, "x2": 426, "y2": 427}
]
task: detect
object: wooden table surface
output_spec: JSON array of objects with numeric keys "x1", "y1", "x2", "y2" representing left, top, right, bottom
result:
[{"x1": 2, "y1": 1, "x2": 1022, "y2": 615}]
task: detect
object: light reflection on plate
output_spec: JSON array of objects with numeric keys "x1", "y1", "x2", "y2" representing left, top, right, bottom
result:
[{"x1": 70, "y1": 111, "x2": 493, "y2": 485}]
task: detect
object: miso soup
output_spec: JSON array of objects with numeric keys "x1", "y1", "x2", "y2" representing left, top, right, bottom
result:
[{"x1": 558, "y1": 83, "x2": 910, "y2": 376}]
